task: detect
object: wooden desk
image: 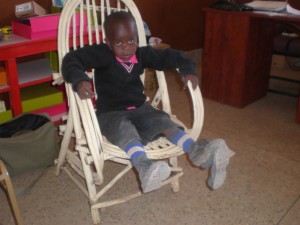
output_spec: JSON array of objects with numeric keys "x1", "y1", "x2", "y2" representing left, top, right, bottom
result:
[{"x1": 202, "y1": 8, "x2": 300, "y2": 122}]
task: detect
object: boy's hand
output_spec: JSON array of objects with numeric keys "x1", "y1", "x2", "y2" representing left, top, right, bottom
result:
[
  {"x1": 181, "y1": 74, "x2": 199, "y2": 90},
  {"x1": 76, "y1": 81, "x2": 95, "y2": 99}
]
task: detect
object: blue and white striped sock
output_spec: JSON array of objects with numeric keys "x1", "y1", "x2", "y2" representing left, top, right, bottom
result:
[
  {"x1": 166, "y1": 128, "x2": 195, "y2": 153},
  {"x1": 124, "y1": 140, "x2": 150, "y2": 169}
]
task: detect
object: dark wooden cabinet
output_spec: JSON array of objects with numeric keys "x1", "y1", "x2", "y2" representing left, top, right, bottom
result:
[
  {"x1": 202, "y1": 8, "x2": 275, "y2": 107},
  {"x1": 201, "y1": 8, "x2": 300, "y2": 123}
]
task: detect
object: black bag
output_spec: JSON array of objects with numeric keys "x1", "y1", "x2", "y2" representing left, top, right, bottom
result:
[{"x1": 0, "y1": 113, "x2": 59, "y2": 176}]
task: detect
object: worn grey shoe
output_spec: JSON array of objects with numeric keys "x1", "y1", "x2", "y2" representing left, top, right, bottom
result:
[
  {"x1": 189, "y1": 139, "x2": 212, "y2": 168},
  {"x1": 139, "y1": 161, "x2": 171, "y2": 193},
  {"x1": 206, "y1": 139, "x2": 235, "y2": 190},
  {"x1": 189, "y1": 139, "x2": 235, "y2": 190}
]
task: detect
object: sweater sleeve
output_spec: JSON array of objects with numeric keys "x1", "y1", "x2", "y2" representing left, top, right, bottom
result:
[
  {"x1": 62, "y1": 44, "x2": 113, "y2": 91},
  {"x1": 139, "y1": 46, "x2": 197, "y2": 77}
]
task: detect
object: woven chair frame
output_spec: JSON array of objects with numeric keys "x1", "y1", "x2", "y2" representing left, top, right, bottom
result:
[{"x1": 53, "y1": 0, "x2": 204, "y2": 224}]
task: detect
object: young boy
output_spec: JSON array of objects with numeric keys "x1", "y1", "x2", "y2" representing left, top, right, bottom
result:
[{"x1": 62, "y1": 11, "x2": 234, "y2": 193}]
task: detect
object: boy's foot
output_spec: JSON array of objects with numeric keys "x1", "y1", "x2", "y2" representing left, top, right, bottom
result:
[
  {"x1": 208, "y1": 144, "x2": 234, "y2": 190},
  {"x1": 139, "y1": 161, "x2": 171, "y2": 193},
  {"x1": 189, "y1": 139, "x2": 211, "y2": 168},
  {"x1": 189, "y1": 139, "x2": 235, "y2": 189}
]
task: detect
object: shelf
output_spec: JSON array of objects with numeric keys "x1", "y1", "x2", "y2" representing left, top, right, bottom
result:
[
  {"x1": 0, "y1": 33, "x2": 64, "y2": 118},
  {"x1": 17, "y1": 58, "x2": 53, "y2": 88},
  {"x1": 0, "y1": 33, "x2": 92, "y2": 119},
  {"x1": 0, "y1": 34, "x2": 29, "y2": 47}
]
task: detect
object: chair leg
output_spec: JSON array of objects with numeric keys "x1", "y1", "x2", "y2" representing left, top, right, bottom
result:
[
  {"x1": 0, "y1": 161, "x2": 24, "y2": 225},
  {"x1": 78, "y1": 151, "x2": 101, "y2": 224},
  {"x1": 169, "y1": 156, "x2": 180, "y2": 192},
  {"x1": 55, "y1": 114, "x2": 74, "y2": 176},
  {"x1": 91, "y1": 208, "x2": 101, "y2": 225},
  {"x1": 5, "y1": 179, "x2": 24, "y2": 225}
]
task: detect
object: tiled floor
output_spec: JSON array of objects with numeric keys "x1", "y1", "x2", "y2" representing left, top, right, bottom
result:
[{"x1": 1, "y1": 51, "x2": 299, "y2": 225}]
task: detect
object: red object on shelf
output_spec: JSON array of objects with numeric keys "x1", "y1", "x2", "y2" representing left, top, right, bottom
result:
[
  {"x1": 12, "y1": 13, "x2": 87, "y2": 40},
  {"x1": 32, "y1": 101, "x2": 67, "y2": 122}
]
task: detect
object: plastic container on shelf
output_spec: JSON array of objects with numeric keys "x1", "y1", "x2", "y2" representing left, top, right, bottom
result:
[{"x1": 20, "y1": 83, "x2": 63, "y2": 112}]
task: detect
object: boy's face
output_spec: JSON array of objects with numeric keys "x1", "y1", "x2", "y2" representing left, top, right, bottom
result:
[{"x1": 105, "y1": 19, "x2": 138, "y2": 61}]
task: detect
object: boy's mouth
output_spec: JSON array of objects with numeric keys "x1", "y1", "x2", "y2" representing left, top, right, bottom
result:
[{"x1": 121, "y1": 54, "x2": 133, "y2": 61}]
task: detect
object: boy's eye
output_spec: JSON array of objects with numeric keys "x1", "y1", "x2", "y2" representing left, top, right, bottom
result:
[
  {"x1": 128, "y1": 39, "x2": 135, "y2": 44},
  {"x1": 114, "y1": 41, "x2": 121, "y2": 46}
]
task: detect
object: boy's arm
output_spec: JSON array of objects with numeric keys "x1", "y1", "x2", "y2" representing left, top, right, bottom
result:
[
  {"x1": 62, "y1": 50, "x2": 95, "y2": 99},
  {"x1": 141, "y1": 47, "x2": 199, "y2": 89},
  {"x1": 62, "y1": 44, "x2": 111, "y2": 92},
  {"x1": 62, "y1": 48, "x2": 93, "y2": 92}
]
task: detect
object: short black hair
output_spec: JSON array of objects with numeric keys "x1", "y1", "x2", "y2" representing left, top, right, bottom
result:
[{"x1": 103, "y1": 11, "x2": 136, "y2": 36}]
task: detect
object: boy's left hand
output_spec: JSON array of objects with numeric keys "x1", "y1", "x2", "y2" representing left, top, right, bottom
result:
[{"x1": 181, "y1": 74, "x2": 199, "y2": 90}]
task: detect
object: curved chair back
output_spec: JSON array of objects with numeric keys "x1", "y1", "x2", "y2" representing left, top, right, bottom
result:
[{"x1": 57, "y1": 0, "x2": 203, "y2": 135}]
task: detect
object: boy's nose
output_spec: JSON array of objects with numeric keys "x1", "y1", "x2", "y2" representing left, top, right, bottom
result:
[{"x1": 122, "y1": 43, "x2": 129, "y2": 50}]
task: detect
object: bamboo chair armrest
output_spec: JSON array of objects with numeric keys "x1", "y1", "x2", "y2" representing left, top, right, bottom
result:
[{"x1": 186, "y1": 80, "x2": 204, "y2": 140}]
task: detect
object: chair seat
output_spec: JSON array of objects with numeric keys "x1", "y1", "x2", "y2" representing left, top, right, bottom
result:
[
  {"x1": 103, "y1": 137, "x2": 184, "y2": 159},
  {"x1": 102, "y1": 115, "x2": 187, "y2": 160}
]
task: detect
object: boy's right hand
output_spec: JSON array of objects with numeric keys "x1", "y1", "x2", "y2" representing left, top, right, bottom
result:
[{"x1": 76, "y1": 81, "x2": 95, "y2": 99}]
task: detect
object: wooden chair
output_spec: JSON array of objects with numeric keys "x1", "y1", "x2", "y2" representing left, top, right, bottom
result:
[
  {"x1": 0, "y1": 160, "x2": 24, "y2": 225},
  {"x1": 53, "y1": 0, "x2": 204, "y2": 224}
]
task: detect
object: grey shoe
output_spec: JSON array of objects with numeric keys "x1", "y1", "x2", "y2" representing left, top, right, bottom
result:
[
  {"x1": 206, "y1": 139, "x2": 235, "y2": 190},
  {"x1": 139, "y1": 161, "x2": 171, "y2": 193},
  {"x1": 189, "y1": 139, "x2": 235, "y2": 190},
  {"x1": 189, "y1": 139, "x2": 212, "y2": 168}
]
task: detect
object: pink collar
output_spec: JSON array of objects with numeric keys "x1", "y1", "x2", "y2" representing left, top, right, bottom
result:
[{"x1": 116, "y1": 54, "x2": 138, "y2": 63}]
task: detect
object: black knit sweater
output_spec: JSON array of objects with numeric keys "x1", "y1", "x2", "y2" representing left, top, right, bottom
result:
[{"x1": 62, "y1": 43, "x2": 197, "y2": 113}]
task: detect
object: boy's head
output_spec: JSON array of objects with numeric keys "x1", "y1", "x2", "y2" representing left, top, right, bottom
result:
[{"x1": 104, "y1": 11, "x2": 138, "y2": 61}]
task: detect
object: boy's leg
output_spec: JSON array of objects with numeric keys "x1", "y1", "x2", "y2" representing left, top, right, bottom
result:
[
  {"x1": 125, "y1": 140, "x2": 171, "y2": 193},
  {"x1": 164, "y1": 127, "x2": 235, "y2": 190},
  {"x1": 98, "y1": 111, "x2": 171, "y2": 193}
]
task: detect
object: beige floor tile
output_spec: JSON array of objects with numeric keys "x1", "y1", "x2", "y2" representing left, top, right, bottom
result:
[
  {"x1": 278, "y1": 196, "x2": 300, "y2": 225},
  {"x1": 202, "y1": 95, "x2": 300, "y2": 161},
  {"x1": 1, "y1": 136, "x2": 299, "y2": 225},
  {"x1": 165, "y1": 67, "x2": 300, "y2": 161}
]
